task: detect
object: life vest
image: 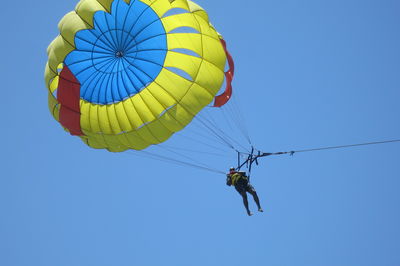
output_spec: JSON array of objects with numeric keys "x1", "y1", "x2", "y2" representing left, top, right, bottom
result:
[{"x1": 228, "y1": 172, "x2": 247, "y2": 186}]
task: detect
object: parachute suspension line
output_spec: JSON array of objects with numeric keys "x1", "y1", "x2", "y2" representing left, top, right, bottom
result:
[
  {"x1": 128, "y1": 150, "x2": 225, "y2": 175},
  {"x1": 198, "y1": 120, "x2": 249, "y2": 153},
  {"x1": 176, "y1": 115, "x2": 235, "y2": 151},
  {"x1": 156, "y1": 144, "x2": 219, "y2": 171},
  {"x1": 142, "y1": 116, "x2": 235, "y2": 172},
  {"x1": 218, "y1": 90, "x2": 252, "y2": 145},
  {"x1": 221, "y1": 104, "x2": 251, "y2": 148},
  {"x1": 193, "y1": 108, "x2": 251, "y2": 153},
  {"x1": 220, "y1": 104, "x2": 239, "y2": 134},
  {"x1": 202, "y1": 120, "x2": 249, "y2": 153},
  {"x1": 220, "y1": 106, "x2": 236, "y2": 133},
  {"x1": 177, "y1": 117, "x2": 236, "y2": 153},
  {"x1": 158, "y1": 145, "x2": 227, "y2": 157},
  {"x1": 211, "y1": 102, "x2": 241, "y2": 142},
  {"x1": 141, "y1": 133, "x2": 231, "y2": 175},
  {"x1": 223, "y1": 95, "x2": 252, "y2": 145},
  {"x1": 173, "y1": 129, "x2": 232, "y2": 154},
  {"x1": 191, "y1": 112, "x2": 240, "y2": 152}
]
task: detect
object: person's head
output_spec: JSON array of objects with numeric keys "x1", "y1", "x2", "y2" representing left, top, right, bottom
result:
[{"x1": 229, "y1": 167, "x2": 235, "y2": 173}]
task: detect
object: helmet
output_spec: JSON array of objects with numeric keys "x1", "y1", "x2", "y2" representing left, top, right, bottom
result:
[{"x1": 229, "y1": 167, "x2": 235, "y2": 171}]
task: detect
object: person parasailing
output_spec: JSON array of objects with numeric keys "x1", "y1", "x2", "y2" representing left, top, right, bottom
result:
[{"x1": 226, "y1": 167, "x2": 263, "y2": 216}]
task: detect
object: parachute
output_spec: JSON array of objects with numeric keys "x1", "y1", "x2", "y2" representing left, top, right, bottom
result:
[{"x1": 45, "y1": 0, "x2": 234, "y2": 152}]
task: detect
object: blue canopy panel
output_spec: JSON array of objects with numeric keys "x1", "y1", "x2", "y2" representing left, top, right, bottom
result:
[{"x1": 64, "y1": 0, "x2": 167, "y2": 105}]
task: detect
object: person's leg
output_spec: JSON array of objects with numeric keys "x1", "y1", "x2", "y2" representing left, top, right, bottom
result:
[
  {"x1": 247, "y1": 185, "x2": 263, "y2": 212},
  {"x1": 235, "y1": 184, "x2": 253, "y2": 216},
  {"x1": 240, "y1": 191, "x2": 253, "y2": 216}
]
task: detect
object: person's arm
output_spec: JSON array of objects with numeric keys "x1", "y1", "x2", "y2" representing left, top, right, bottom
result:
[{"x1": 226, "y1": 174, "x2": 232, "y2": 186}]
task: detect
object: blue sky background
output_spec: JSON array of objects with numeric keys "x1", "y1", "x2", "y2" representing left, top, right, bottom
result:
[{"x1": 1, "y1": 0, "x2": 400, "y2": 266}]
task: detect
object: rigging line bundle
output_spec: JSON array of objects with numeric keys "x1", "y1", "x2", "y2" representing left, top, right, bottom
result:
[{"x1": 132, "y1": 138, "x2": 400, "y2": 177}]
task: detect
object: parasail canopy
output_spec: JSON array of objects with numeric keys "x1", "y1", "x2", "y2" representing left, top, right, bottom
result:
[{"x1": 45, "y1": 0, "x2": 234, "y2": 152}]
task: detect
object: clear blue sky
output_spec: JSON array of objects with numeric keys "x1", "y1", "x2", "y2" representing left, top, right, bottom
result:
[{"x1": 1, "y1": 0, "x2": 400, "y2": 266}]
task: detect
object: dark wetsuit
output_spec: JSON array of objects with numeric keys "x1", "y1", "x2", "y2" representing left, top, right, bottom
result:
[
  {"x1": 234, "y1": 177, "x2": 257, "y2": 195},
  {"x1": 227, "y1": 172, "x2": 262, "y2": 216}
]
